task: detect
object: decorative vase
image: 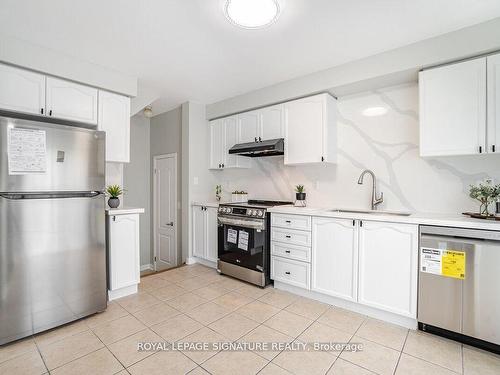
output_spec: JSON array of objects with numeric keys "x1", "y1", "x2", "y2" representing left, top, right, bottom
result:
[
  {"x1": 294, "y1": 192, "x2": 306, "y2": 207},
  {"x1": 108, "y1": 197, "x2": 120, "y2": 209}
]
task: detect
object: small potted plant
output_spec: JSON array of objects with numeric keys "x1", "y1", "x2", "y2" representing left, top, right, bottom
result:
[
  {"x1": 106, "y1": 185, "x2": 123, "y2": 209},
  {"x1": 469, "y1": 181, "x2": 500, "y2": 216},
  {"x1": 215, "y1": 185, "x2": 222, "y2": 202},
  {"x1": 295, "y1": 185, "x2": 306, "y2": 207}
]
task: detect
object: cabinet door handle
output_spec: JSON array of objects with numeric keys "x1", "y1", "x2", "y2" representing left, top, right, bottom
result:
[
  {"x1": 353, "y1": 220, "x2": 355, "y2": 226},
  {"x1": 285, "y1": 250, "x2": 291, "y2": 253},
  {"x1": 40, "y1": 108, "x2": 44, "y2": 114},
  {"x1": 285, "y1": 220, "x2": 291, "y2": 223},
  {"x1": 285, "y1": 271, "x2": 291, "y2": 275},
  {"x1": 258, "y1": 137, "x2": 262, "y2": 142},
  {"x1": 285, "y1": 235, "x2": 291, "y2": 238},
  {"x1": 166, "y1": 222, "x2": 174, "y2": 226},
  {"x1": 493, "y1": 145, "x2": 496, "y2": 153},
  {"x1": 479, "y1": 146, "x2": 483, "y2": 154},
  {"x1": 222, "y1": 163, "x2": 224, "y2": 168},
  {"x1": 49, "y1": 109, "x2": 52, "y2": 116},
  {"x1": 360, "y1": 220, "x2": 363, "y2": 227},
  {"x1": 254, "y1": 137, "x2": 257, "y2": 142},
  {"x1": 112, "y1": 216, "x2": 116, "y2": 222}
]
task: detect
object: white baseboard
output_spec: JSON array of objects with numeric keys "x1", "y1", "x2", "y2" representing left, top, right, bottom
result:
[
  {"x1": 140, "y1": 264, "x2": 153, "y2": 271},
  {"x1": 273, "y1": 281, "x2": 418, "y2": 330},
  {"x1": 108, "y1": 284, "x2": 137, "y2": 301},
  {"x1": 186, "y1": 257, "x2": 217, "y2": 269}
]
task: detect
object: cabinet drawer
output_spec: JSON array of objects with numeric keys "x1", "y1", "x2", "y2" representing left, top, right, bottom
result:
[
  {"x1": 272, "y1": 213, "x2": 311, "y2": 231},
  {"x1": 271, "y1": 242, "x2": 310, "y2": 262},
  {"x1": 272, "y1": 227, "x2": 311, "y2": 247},
  {"x1": 271, "y1": 256, "x2": 310, "y2": 290}
]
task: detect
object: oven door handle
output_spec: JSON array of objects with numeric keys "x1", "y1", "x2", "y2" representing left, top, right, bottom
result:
[{"x1": 218, "y1": 216, "x2": 266, "y2": 230}]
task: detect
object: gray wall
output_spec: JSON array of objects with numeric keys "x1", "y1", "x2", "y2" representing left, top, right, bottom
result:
[
  {"x1": 150, "y1": 106, "x2": 183, "y2": 265},
  {"x1": 123, "y1": 115, "x2": 151, "y2": 267}
]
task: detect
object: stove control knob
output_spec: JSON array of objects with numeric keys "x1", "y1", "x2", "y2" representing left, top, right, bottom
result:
[
  {"x1": 257, "y1": 210, "x2": 264, "y2": 217},
  {"x1": 247, "y1": 210, "x2": 254, "y2": 216}
]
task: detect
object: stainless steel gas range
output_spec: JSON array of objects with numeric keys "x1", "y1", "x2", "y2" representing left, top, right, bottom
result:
[{"x1": 217, "y1": 200, "x2": 292, "y2": 287}]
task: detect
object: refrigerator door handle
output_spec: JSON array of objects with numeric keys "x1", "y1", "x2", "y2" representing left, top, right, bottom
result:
[{"x1": 0, "y1": 191, "x2": 103, "y2": 200}]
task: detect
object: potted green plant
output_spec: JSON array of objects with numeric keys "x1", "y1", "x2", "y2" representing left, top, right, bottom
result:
[
  {"x1": 106, "y1": 185, "x2": 123, "y2": 209},
  {"x1": 295, "y1": 185, "x2": 306, "y2": 207},
  {"x1": 469, "y1": 182, "x2": 500, "y2": 216},
  {"x1": 215, "y1": 185, "x2": 222, "y2": 202}
]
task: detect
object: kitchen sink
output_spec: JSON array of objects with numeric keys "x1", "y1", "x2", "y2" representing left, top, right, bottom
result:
[{"x1": 330, "y1": 208, "x2": 412, "y2": 217}]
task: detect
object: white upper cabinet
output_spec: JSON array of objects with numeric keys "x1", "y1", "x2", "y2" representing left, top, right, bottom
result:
[
  {"x1": 46, "y1": 77, "x2": 98, "y2": 124},
  {"x1": 487, "y1": 53, "x2": 500, "y2": 154},
  {"x1": 238, "y1": 110, "x2": 261, "y2": 143},
  {"x1": 260, "y1": 104, "x2": 284, "y2": 140},
  {"x1": 0, "y1": 63, "x2": 46, "y2": 116},
  {"x1": 419, "y1": 58, "x2": 487, "y2": 156},
  {"x1": 223, "y1": 116, "x2": 251, "y2": 169},
  {"x1": 358, "y1": 220, "x2": 418, "y2": 318},
  {"x1": 209, "y1": 119, "x2": 224, "y2": 169},
  {"x1": 98, "y1": 90, "x2": 130, "y2": 163},
  {"x1": 209, "y1": 117, "x2": 250, "y2": 170},
  {"x1": 311, "y1": 217, "x2": 358, "y2": 302},
  {"x1": 284, "y1": 93, "x2": 337, "y2": 165}
]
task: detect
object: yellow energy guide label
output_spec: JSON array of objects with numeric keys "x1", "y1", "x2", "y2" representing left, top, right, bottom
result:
[{"x1": 420, "y1": 248, "x2": 466, "y2": 279}]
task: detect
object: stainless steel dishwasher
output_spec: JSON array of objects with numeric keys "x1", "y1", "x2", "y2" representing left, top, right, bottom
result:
[{"x1": 418, "y1": 225, "x2": 500, "y2": 353}]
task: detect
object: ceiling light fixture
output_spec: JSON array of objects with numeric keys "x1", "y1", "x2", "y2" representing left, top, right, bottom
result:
[
  {"x1": 143, "y1": 106, "x2": 153, "y2": 118},
  {"x1": 224, "y1": 0, "x2": 281, "y2": 29},
  {"x1": 362, "y1": 106, "x2": 388, "y2": 117}
]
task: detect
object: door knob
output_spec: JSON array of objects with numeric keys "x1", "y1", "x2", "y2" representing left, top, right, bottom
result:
[{"x1": 166, "y1": 222, "x2": 174, "y2": 226}]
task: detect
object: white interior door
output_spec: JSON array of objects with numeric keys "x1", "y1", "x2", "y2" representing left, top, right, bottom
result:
[{"x1": 154, "y1": 154, "x2": 178, "y2": 271}]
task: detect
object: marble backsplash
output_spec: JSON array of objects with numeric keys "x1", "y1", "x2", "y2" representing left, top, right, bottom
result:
[{"x1": 213, "y1": 83, "x2": 500, "y2": 214}]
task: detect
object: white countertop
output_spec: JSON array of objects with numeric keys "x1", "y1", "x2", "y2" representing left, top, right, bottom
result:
[
  {"x1": 106, "y1": 207, "x2": 145, "y2": 215},
  {"x1": 268, "y1": 205, "x2": 500, "y2": 231}
]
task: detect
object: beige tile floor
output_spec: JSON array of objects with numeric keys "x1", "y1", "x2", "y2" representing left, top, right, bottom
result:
[{"x1": 1, "y1": 264, "x2": 499, "y2": 375}]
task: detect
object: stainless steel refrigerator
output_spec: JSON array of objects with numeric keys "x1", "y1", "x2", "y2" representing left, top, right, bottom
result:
[{"x1": 0, "y1": 115, "x2": 107, "y2": 345}]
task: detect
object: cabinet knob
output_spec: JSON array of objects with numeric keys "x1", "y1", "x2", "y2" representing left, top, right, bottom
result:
[
  {"x1": 285, "y1": 235, "x2": 291, "y2": 238},
  {"x1": 254, "y1": 137, "x2": 257, "y2": 142},
  {"x1": 285, "y1": 271, "x2": 291, "y2": 275},
  {"x1": 285, "y1": 250, "x2": 291, "y2": 253},
  {"x1": 479, "y1": 146, "x2": 483, "y2": 154},
  {"x1": 166, "y1": 222, "x2": 174, "y2": 226},
  {"x1": 493, "y1": 145, "x2": 496, "y2": 153},
  {"x1": 285, "y1": 220, "x2": 291, "y2": 223},
  {"x1": 258, "y1": 137, "x2": 262, "y2": 142},
  {"x1": 49, "y1": 109, "x2": 53, "y2": 116},
  {"x1": 40, "y1": 108, "x2": 44, "y2": 115},
  {"x1": 222, "y1": 163, "x2": 224, "y2": 168}
]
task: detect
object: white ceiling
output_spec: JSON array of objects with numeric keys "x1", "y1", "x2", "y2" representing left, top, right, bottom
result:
[{"x1": 1, "y1": 0, "x2": 500, "y2": 114}]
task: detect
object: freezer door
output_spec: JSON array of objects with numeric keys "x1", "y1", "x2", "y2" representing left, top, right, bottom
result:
[
  {"x1": 462, "y1": 239, "x2": 500, "y2": 345},
  {"x1": 0, "y1": 116, "x2": 105, "y2": 192},
  {"x1": 418, "y1": 234, "x2": 463, "y2": 333},
  {"x1": 0, "y1": 193, "x2": 107, "y2": 345}
]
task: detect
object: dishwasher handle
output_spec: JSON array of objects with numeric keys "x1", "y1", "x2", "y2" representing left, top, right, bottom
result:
[{"x1": 420, "y1": 225, "x2": 500, "y2": 242}]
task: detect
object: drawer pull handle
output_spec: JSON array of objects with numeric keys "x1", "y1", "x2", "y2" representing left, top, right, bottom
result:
[
  {"x1": 285, "y1": 271, "x2": 291, "y2": 275},
  {"x1": 285, "y1": 235, "x2": 291, "y2": 238},
  {"x1": 285, "y1": 220, "x2": 291, "y2": 223},
  {"x1": 285, "y1": 250, "x2": 291, "y2": 253}
]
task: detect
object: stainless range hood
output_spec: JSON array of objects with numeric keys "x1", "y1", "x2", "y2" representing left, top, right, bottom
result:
[{"x1": 228, "y1": 138, "x2": 284, "y2": 157}]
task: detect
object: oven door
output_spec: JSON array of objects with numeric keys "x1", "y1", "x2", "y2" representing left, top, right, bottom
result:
[{"x1": 218, "y1": 215, "x2": 267, "y2": 272}]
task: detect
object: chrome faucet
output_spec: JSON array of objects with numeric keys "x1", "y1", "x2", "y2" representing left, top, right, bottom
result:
[{"x1": 358, "y1": 169, "x2": 384, "y2": 210}]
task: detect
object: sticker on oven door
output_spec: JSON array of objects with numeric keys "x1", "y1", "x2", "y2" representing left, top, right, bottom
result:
[
  {"x1": 227, "y1": 229, "x2": 237, "y2": 244},
  {"x1": 238, "y1": 230, "x2": 249, "y2": 251},
  {"x1": 420, "y1": 247, "x2": 465, "y2": 279}
]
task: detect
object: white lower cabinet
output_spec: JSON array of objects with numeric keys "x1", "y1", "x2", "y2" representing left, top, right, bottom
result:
[
  {"x1": 271, "y1": 256, "x2": 310, "y2": 289},
  {"x1": 311, "y1": 217, "x2": 358, "y2": 302},
  {"x1": 272, "y1": 213, "x2": 419, "y2": 322},
  {"x1": 358, "y1": 220, "x2": 418, "y2": 318},
  {"x1": 107, "y1": 213, "x2": 140, "y2": 300},
  {"x1": 192, "y1": 205, "x2": 218, "y2": 262}
]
